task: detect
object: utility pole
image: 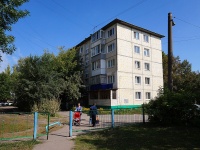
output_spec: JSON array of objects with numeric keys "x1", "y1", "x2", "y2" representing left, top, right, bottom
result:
[{"x1": 168, "y1": 12, "x2": 175, "y2": 91}]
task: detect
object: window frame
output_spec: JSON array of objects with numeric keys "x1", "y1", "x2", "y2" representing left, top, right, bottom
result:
[
  {"x1": 134, "y1": 31, "x2": 140, "y2": 40},
  {"x1": 144, "y1": 63, "x2": 150, "y2": 71},
  {"x1": 135, "y1": 76, "x2": 141, "y2": 84},
  {"x1": 135, "y1": 61, "x2": 141, "y2": 69},
  {"x1": 107, "y1": 59, "x2": 115, "y2": 68},
  {"x1": 92, "y1": 60, "x2": 100, "y2": 70},
  {"x1": 143, "y1": 34, "x2": 149, "y2": 43},
  {"x1": 107, "y1": 43, "x2": 115, "y2": 53},
  {"x1": 108, "y1": 28, "x2": 115, "y2": 38},
  {"x1": 145, "y1": 92, "x2": 151, "y2": 99},
  {"x1": 135, "y1": 92, "x2": 141, "y2": 99},
  {"x1": 145, "y1": 77, "x2": 150, "y2": 85},
  {"x1": 108, "y1": 75, "x2": 115, "y2": 83},
  {"x1": 134, "y1": 46, "x2": 140, "y2": 54},
  {"x1": 144, "y1": 48, "x2": 150, "y2": 57}
]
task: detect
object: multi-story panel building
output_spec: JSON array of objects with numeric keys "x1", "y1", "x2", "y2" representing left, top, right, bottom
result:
[{"x1": 76, "y1": 19, "x2": 164, "y2": 109}]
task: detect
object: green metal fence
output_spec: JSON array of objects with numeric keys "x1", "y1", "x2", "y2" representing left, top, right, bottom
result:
[{"x1": 71, "y1": 108, "x2": 148, "y2": 136}]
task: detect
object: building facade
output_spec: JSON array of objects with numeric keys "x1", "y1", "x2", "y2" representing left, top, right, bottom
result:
[{"x1": 76, "y1": 19, "x2": 164, "y2": 109}]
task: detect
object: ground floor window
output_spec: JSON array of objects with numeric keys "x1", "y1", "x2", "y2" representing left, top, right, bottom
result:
[
  {"x1": 145, "y1": 92, "x2": 151, "y2": 99},
  {"x1": 112, "y1": 90, "x2": 116, "y2": 99},
  {"x1": 90, "y1": 91, "x2": 98, "y2": 99},
  {"x1": 100, "y1": 91, "x2": 110, "y2": 99}
]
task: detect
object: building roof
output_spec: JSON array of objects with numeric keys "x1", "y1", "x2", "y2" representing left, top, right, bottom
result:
[{"x1": 76, "y1": 18, "x2": 165, "y2": 47}]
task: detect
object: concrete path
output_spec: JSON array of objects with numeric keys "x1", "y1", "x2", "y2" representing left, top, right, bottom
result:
[
  {"x1": 33, "y1": 111, "x2": 75, "y2": 150},
  {"x1": 33, "y1": 125, "x2": 75, "y2": 150}
]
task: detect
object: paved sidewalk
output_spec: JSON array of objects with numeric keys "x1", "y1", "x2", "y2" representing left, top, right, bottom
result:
[
  {"x1": 33, "y1": 125, "x2": 75, "y2": 150},
  {"x1": 33, "y1": 111, "x2": 76, "y2": 150}
]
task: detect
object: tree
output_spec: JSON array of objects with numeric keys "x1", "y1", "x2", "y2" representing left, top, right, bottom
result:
[
  {"x1": 14, "y1": 48, "x2": 84, "y2": 111},
  {"x1": 14, "y1": 52, "x2": 66, "y2": 111},
  {"x1": 54, "y1": 47, "x2": 84, "y2": 108},
  {"x1": 0, "y1": 0, "x2": 29, "y2": 61},
  {"x1": 162, "y1": 52, "x2": 194, "y2": 91},
  {"x1": 0, "y1": 72, "x2": 11, "y2": 101}
]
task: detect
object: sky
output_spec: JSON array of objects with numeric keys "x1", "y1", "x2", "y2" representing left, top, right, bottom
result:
[{"x1": 1, "y1": 0, "x2": 200, "y2": 72}]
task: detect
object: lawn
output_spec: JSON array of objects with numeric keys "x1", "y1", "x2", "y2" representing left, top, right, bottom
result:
[
  {"x1": 74, "y1": 123, "x2": 200, "y2": 150},
  {"x1": 0, "y1": 140, "x2": 40, "y2": 150}
]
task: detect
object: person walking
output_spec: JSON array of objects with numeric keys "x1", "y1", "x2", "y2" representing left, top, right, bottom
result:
[
  {"x1": 90, "y1": 103, "x2": 98, "y2": 127},
  {"x1": 75, "y1": 103, "x2": 82, "y2": 114}
]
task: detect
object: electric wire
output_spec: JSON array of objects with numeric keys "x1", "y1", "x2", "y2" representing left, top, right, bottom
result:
[
  {"x1": 94, "y1": 0, "x2": 149, "y2": 29},
  {"x1": 174, "y1": 17, "x2": 200, "y2": 29}
]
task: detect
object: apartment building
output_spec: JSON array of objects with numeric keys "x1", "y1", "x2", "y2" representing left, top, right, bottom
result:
[{"x1": 76, "y1": 19, "x2": 164, "y2": 109}]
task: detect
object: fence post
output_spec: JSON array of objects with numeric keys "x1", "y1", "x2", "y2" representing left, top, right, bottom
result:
[
  {"x1": 111, "y1": 109, "x2": 114, "y2": 128},
  {"x1": 47, "y1": 113, "x2": 50, "y2": 140},
  {"x1": 142, "y1": 104, "x2": 145, "y2": 124},
  {"x1": 33, "y1": 112, "x2": 38, "y2": 140},
  {"x1": 69, "y1": 111, "x2": 73, "y2": 137}
]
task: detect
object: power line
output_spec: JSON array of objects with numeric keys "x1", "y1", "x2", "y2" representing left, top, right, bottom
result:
[
  {"x1": 35, "y1": 0, "x2": 89, "y2": 30},
  {"x1": 95, "y1": 0, "x2": 149, "y2": 29},
  {"x1": 24, "y1": 20, "x2": 58, "y2": 49},
  {"x1": 50, "y1": 0, "x2": 94, "y2": 27},
  {"x1": 174, "y1": 17, "x2": 200, "y2": 29}
]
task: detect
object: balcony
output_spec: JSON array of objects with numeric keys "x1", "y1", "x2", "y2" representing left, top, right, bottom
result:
[{"x1": 90, "y1": 83, "x2": 113, "y2": 91}]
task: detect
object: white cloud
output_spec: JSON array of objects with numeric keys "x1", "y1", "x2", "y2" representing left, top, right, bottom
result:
[
  {"x1": 0, "y1": 53, "x2": 9, "y2": 73},
  {"x1": 0, "y1": 48, "x2": 23, "y2": 73}
]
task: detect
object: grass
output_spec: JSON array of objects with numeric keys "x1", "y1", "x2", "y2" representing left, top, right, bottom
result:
[
  {"x1": 74, "y1": 123, "x2": 200, "y2": 150},
  {"x1": 0, "y1": 112, "x2": 66, "y2": 139},
  {"x1": 0, "y1": 140, "x2": 40, "y2": 150}
]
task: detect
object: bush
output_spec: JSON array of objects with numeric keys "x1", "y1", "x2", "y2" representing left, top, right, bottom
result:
[
  {"x1": 144, "y1": 88, "x2": 200, "y2": 126},
  {"x1": 32, "y1": 98, "x2": 60, "y2": 116}
]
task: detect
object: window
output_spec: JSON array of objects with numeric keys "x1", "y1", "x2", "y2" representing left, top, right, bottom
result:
[
  {"x1": 100, "y1": 91, "x2": 110, "y2": 99},
  {"x1": 80, "y1": 47, "x2": 83, "y2": 53},
  {"x1": 135, "y1": 76, "x2": 141, "y2": 84},
  {"x1": 144, "y1": 63, "x2": 150, "y2": 71},
  {"x1": 143, "y1": 34, "x2": 149, "y2": 42},
  {"x1": 90, "y1": 91, "x2": 98, "y2": 99},
  {"x1": 92, "y1": 60, "x2": 100, "y2": 70},
  {"x1": 135, "y1": 92, "x2": 141, "y2": 99},
  {"x1": 145, "y1": 92, "x2": 151, "y2": 99},
  {"x1": 85, "y1": 61, "x2": 89, "y2": 66},
  {"x1": 112, "y1": 90, "x2": 116, "y2": 99},
  {"x1": 91, "y1": 44, "x2": 103, "y2": 57},
  {"x1": 107, "y1": 43, "x2": 115, "y2": 53},
  {"x1": 91, "y1": 30, "x2": 104, "y2": 42},
  {"x1": 134, "y1": 46, "x2": 140, "y2": 54},
  {"x1": 108, "y1": 28, "x2": 115, "y2": 37},
  {"x1": 108, "y1": 75, "x2": 115, "y2": 83},
  {"x1": 134, "y1": 31, "x2": 139, "y2": 40},
  {"x1": 144, "y1": 48, "x2": 150, "y2": 57},
  {"x1": 85, "y1": 44, "x2": 89, "y2": 54},
  {"x1": 135, "y1": 61, "x2": 140, "y2": 69},
  {"x1": 85, "y1": 73, "x2": 88, "y2": 78},
  {"x1": 145, "y1": 77, "x2": 150, "y2": 85},
  {"x1": 107, "y1": 59, "x2": 115, "y2": 68}
]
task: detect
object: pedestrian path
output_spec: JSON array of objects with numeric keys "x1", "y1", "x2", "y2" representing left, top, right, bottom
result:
[{"x1": 33, "y1": 111, "x2": 76, "y2": 150}]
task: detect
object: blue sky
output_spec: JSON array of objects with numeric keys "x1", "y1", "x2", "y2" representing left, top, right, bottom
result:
[{"x1": 1, "y1": 0, "x2": 200, "y2": 72}]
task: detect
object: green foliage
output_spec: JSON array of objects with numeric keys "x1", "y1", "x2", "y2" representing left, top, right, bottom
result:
[
  {"x1": 14, "y1": 52, "x2": 65, "y2": 111},
  {"x1": 55, "y1": 47, "x2": 84, "y2": 103},
  {"x1": 0, "y1": 72, "x2": 11, "y2": 101},
  {"x1": 144, "y1": 88, "x2": 200, "y2": 126},
  {"x1": 14, "y1": 48, "x2": 83, "y2": 111},
  {"x1": 0, "y1": 0, "x2": 29, "y2": 61},
  {"x1": 32, "y1": 98, "x2": 60, "y2": 116}
]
